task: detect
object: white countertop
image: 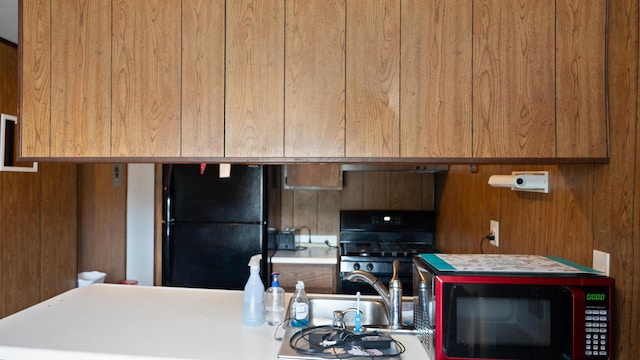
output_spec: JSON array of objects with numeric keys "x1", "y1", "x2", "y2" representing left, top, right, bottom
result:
[
  {"x1": 270, "y1": 247, "x2": 338, "y2": 265},
  {"x1": 0, "y1": 284, "x2": 429, "y2": 360}
]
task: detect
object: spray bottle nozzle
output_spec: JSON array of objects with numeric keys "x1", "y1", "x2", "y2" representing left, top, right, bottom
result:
[{"x1": 248, "y1": 254, "x2": 262, "y2": 270}]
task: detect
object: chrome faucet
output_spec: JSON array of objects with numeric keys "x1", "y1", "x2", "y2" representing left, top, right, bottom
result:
[
  {"x1": 344, "y1": 260, "x2": 403, "y2": 329},
  {"x1": 332, "y1": 308, "x2": 360, "y2": 328}
]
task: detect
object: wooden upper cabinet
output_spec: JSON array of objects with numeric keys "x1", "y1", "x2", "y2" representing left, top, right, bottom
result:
[
  {"x1": 556, "y1": 0, "x2": 607, "y2": 158},
  {"x1": 284, "y1": 0, "x2": 345, "y2": 158},
  {"x1": 21, "y1": 0, "x2": 51, "y2": 158},
  {"x1": 50, "y1": 0, "x2": 111, "y2": 157},
  {"x1": 400, "y1": 0, "x2": 473, "y2": 158},
  {"x1": 471, "y1": 0, "x2": 607, "y2": 159},
  {"x1": 22, "y1": 0, "x2": 185, "y2": 158},
  {"x1": 111, "y1": 0, "x2": 182, "y2": 157},
  {"x1": 181, "y1": 0, "x2": 225, "y2": 157},
  {"x1": 20, "y1": 0, "x2": 607, "y2": 161},
  {"x1": 345, "y1": 0, "x2": 400, "y2": 158},
  {"x1": 226, "y1": 0, "x2": 285, "y2": 158},
  {"x1": 473, "y1": 0, "x2": 556, "y2": 158}
]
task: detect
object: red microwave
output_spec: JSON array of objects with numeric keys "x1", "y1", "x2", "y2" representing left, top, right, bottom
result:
[{"x1": 413, "y1": 254, "x2": 615, "y2": 360}]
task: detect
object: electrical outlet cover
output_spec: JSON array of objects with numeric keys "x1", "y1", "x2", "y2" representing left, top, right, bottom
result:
[{"x1": 490, "y1": 220, "x2": 499, "y2": 247}]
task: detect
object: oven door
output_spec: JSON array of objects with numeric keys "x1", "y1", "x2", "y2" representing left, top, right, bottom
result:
[
  {"x1": 437, "y1": 281, "x2": 575, "y2": 360},
  {"x1": 339, "y1": 258, "x2": 415, "y2": 296},
  {"x1": 339, "y1": 273, "x2": 414, "y2": 296}
]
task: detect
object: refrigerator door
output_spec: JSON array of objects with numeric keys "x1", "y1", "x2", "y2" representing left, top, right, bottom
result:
[
  {"x1": 166, "y1": 164, "x2": 265, "y2": 223},
  {"x1": 163, "y1": 222, "x2": 266, "y2": 289}
]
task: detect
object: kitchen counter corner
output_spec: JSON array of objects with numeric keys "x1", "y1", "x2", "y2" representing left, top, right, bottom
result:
[
  {"x1": 0, "y1": 284, "x2": 429, "y2": 360},
  {"x1": 0, "y1": 285, "x2": 280, "y2": 360}
]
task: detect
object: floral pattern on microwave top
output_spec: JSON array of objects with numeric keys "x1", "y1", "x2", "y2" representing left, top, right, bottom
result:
[{"x1": 426, "y1": 254, "x2": 600, "y2": 274}]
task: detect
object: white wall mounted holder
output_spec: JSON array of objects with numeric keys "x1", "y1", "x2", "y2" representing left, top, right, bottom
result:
[{"x1": 488, "y1": 171, "x2": 549, "y2": 193}]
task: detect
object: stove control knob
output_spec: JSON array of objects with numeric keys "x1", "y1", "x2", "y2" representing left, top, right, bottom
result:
[
  {"x1": 353, "y1": 263, "x2": 360, "y2": 271},
  {"x1": 366, "y1": 263, "x2": 374, "y2": 272}
]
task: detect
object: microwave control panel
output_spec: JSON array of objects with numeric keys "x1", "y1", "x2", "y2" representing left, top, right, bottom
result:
[{"x1": 584, "y1": 286, "x2": 612, "y2": 359}]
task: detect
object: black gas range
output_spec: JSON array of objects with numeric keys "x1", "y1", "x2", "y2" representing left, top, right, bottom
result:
[{"x1": 338, "y1": 210, "x2": 440, "y2": 296}]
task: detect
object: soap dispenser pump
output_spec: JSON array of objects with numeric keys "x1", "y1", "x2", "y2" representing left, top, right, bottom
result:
[
  {"x1": 264, "y1": 272, "x2": 285, "y2": 326},
  {"x1": 243, "y1": 254, "x2": 264, "y2": 327}
]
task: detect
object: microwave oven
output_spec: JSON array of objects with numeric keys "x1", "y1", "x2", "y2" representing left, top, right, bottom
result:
[{"x1": 413, "y1": 254, "x2": 615, "y2": 360}]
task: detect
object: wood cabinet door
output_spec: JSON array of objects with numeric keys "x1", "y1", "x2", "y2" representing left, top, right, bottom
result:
[
  {"x1": 285, "y1": 0, "x2": 345, "y2": 157},
  {"x1": 226, "y1": 0, "x2": 285, "y2": 158},
  {"x1": 400, "y1": 0, "x2": 472, "y2": 158},
  {"x1": 556, "y1": 0, "x2": 607, "y2": 158},
  {"x1": 50, "y1": 0, "x2": 112, "y2": 157},
  {"x1": 345, "y1": 0, "x2": 400, "y2": 158},
  {"x1": 21, "y1": 0, "x2": 51, "y2": 157},
  {"x1": 181, "y1": 0, "x2": 225, "y2": 157},
  {"x1": 473, "y1": 0, "x2": 556, "y2": 158},
  {"x1": 111, "y1": 0, "x2": 182, "y2": 157}
]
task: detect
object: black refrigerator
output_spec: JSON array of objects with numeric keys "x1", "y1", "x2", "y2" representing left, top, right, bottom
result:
[{"x1": 162, "y1": 164, "x2": 268, "y2": 289}]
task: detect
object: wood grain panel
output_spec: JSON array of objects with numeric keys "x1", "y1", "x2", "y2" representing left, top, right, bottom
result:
[
  {"x1": 592, "y1": 0, "x2": 637, "y2": 356},
  {"x1": 20, "y1": 0, "x2": 51, "y2": 157},
  {"x1": 0, "y1": 42, "x2": 18, "y2": 114},
  {"x1": 346, "y1": 0, "x2": 400, "y2": 157},
  {"x1": 553, "y1": 164, "x2": 594, "y2": 263},
  {"x1": 285, "y1": 0, "x2": 345, "y2": 157},
  {"x1": 182, "y1": 0, "x2": 225, "y2": 157},
  {"x1": 112, "y1": 0, "x2": 181, "y2": 157},
  {"x1": 0, "y1": 174, "x2": 6, "y2": 317},
  {"x1": 77, "y1": 164, "x2": 127, "y2": 283},
  {"x1": 362, "y1": 172, "x2": 391, "y2": 208},
  {"x1": 280, "y1": 189, "x2": 295, "y2": 230},
  {"x1": 435, "y1": 165, "x2": 501, "y2": 254},
  {"x1": 317, "y1": 190, "x2": 341, "y2": 235},
  {"x1": 633, "y1": 0, "x2": 640, "y2": 351},
  {"x1": 292, "y1": 189, "x2": 317, "y2": 236},
  {"x1": 279, "y1": 169, "x2": 436, "y2": 236},
  {"x1": 272, "y1": 263, "x2": 337, "y2": 293},
  {"x1": 473, "y1": 0, "x2": 556, "y2": 158},
  {"x1": 285, "y1": 164, "x2": 342, "y2": 189},
  {"x1": 226, "y1": 0, "x2": 284, "y2": 157},
  {"x1": 400, "y1": 0, "x2": 472, "y2": 158},
  {"x1": 2, "y1": 42, "x2": 77, "y2": 318},
  {"x1": 50, "y1": 0, "x2": 111, "y2": 157},
  {"x1": 0, "y1": 42, "x2": 16, "y2": 316},
  {"x1": 340, "y1": 171, "x2": 364, "y2": 209},
  {"x1": 388, "y1": 172, "x2": 423, "y2": 210},
  {"x1": 499, "y1": 166, "x2": 567, "y2": 256},
  {"x1": 1, "y1": 172, "x2": 40, "y2": 316},
  {"x1": 556, "y1": 0, "x2": 608, "y2": 158},
  {"x1": 39, "y1": 163, "x2": 78, "y2": 300}
]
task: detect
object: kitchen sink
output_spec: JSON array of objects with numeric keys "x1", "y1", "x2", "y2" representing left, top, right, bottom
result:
[
  {"x1": 277, "y1": 293, "x2": 412, "y2": 359},
  {"x1": 305, "y1": 293, "x2": 390, "y2": 327}
]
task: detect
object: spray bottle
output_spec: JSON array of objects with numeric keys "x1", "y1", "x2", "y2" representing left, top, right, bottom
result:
[{"x1": 243, "y1": 254, "x2": 264, "y2": 327}]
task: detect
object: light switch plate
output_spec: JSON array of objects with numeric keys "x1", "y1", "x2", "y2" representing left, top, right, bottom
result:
[
  {"x1": 592, "y1": 250, "x2": 610, "y2": 276},
  {"x1": 112, "y1": 164, "x2": 123, "y2": 187}
]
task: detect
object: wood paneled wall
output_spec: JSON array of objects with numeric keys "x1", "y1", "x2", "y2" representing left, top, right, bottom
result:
[
  {"x1": 77, "y1": 164, "x2": 127, "y2": 283},
  {"x1": 437, "y1": 1, "x2": 639, "y2": 357},
  {"x1": 278, "y1": 168, "x2": 435, "y2": 235},
  {"x1": 0, "y1": 41, "x2": 77, "y2": 319}
]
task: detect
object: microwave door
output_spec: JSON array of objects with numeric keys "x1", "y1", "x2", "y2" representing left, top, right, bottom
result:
[{"x1": 439, "y1": 283, "x2": 574, "y2": 360}]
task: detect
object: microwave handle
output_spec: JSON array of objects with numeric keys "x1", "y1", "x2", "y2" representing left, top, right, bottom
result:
[{"x1": 566, "y1": 286, "x2": 586, "y2": 359}]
